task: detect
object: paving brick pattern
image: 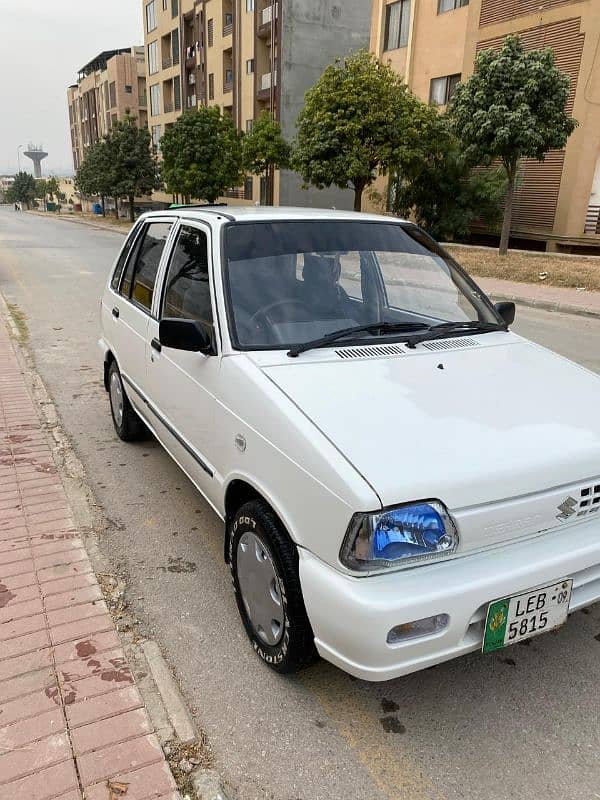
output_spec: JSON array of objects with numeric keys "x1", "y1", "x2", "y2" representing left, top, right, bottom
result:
[{"x1": 0, "y1": 320, "x2": 179, "y2": 799}]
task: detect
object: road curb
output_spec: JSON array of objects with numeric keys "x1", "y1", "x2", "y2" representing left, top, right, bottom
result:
[
  {"x1": 142, "y1": 640, "x2": 197, "y2": 745},
  {"x1": 486, "y1": 290, "x2": 600, "y2": 320}
]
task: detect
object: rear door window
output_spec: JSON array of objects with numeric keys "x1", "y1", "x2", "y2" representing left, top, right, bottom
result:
[
  {"x1": 111, "y1": 225, "x2": 140, "y2": 291},
  {"x1": 125, "y1": 222, "x2": 172, "y2": 311}
]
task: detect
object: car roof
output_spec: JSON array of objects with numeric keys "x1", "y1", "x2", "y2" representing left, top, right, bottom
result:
[{"x1": 144, "y1": 205, "x2": 408, "y2": 225}]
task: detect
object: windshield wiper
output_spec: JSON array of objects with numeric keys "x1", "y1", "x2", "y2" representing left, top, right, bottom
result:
[
  {"x1": 404, "y1": 320, "x2": 507, "y2": 349},
  {"x1": 287, "y1": 322, "x2": 428, "y2": 358}
]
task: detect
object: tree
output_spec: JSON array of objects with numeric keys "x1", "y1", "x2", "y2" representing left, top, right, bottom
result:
[
  {"x1": 388, "y1": 114, "x2": 506, "y2": 241},
  {"x1": 242, "y1": 112, "x2": 291, "y2": 205},
  {"x1": 161, "y1": 108, "x2": 243, "y2": 204},
  {"x1": 75, "y1": 139, "x2": 114, "y2": 215},
  {"x1": 11, "y1": 172, "x2": 37, "y2": 208},
  {"x1": 449, "y1": 35, "x2": 577, "y2": 255},
  {"x1": 35, "y1": 179, "x2": 48, "y2": 210},
  {"x1": 46, "y1": 177, "x2": 60, "y2": 201},
  {"x1": 293, "y1": 50, "x2": 432, "y2": 212},
  {"x1": 108, "y1": 116, "x2": 160, "y2": 221}
]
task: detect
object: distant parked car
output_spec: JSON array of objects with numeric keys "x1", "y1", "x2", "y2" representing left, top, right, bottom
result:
[{"x1": 99, "y1": 206, "x2": 600, "y2": 681}]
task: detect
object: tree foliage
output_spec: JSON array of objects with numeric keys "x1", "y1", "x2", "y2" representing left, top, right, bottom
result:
[
  {"x1": 75, "y1": 139, "x2": 114, "y2": 203},
  {"x1": 75, "y1": 117, "x2": 158, "y2": 220},
  {"x1": 242, "y1": 112, "x2": 291, "y2": 205},
  {"x1": 293, "y1": 50, "x2": 434, "y2": 212},
  {"x1": 11, "y1": 172, "x2": 37, "y2": 207},
  {"x1": 161, "y1": 108, "x2": 243, "y2": 203},
  {"x1": 109, "y1": 116, "x2": 160, "y2": 220},
  {"x1": 389, "y1": 115, "x2": 506, "y2": 241},
  {"x1": 449, "y1": 35, "x2": 577, "y2": 254}
]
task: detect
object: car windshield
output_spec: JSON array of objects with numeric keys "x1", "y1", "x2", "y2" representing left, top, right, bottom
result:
[{"x1": 223, "y1": 220, "x2": 499, "y2": 350}]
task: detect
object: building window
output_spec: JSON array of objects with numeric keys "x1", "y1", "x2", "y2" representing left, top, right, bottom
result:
[
  {"x1": 246, "y1": 58, "x2": 254, "y2": 74},
  {"x1": 438, "y1": 0, "x2": 468, "y2": 11},
  {"x1": 174, "y1": 75, "x2": 181, "y2": 110},
  {"x1": 246, "y1": 119, "x2": 253, "y2": 133},
  {"x1": 207, "y1": 18, "x2": 214, "y2": 47},
  {"x1": 150, "y1": 83, "x2": 161, "y2": 115},
  {"x1": 146, "y1": 0, "x2": 157, "y2": 32},
  {"x1": 148, "y1": 40, "x2": 159, "y2": 75},
  {"x1": 124, "y1": 85, "x2": 133, "y2": 94},
  {"x1": 109, "y1": 82, "x2": 117, "y2": 108},
  {"x1": 171, "y1": 0, "x2": 178, "y2": 17},
  {"x1": 246, "y1": 0, "x2": 254, "y2": 10},
  {"x1": 162, "y1": 0, "x2": 167, "y2": 9},
  {"x1": 171, "y1": 27, "x2": 180, "y2": 64},
  {"x1": 208, "y1": 73, "x2": 215, "y2": 100},
  {"x1": 151, "y1": 125, "x2": 162, "y2": 152},
  {"x1": 429, "y1": 73, "x2": 461, "y2": 106},
  {"x1": 384, "y1": 0, "x2": 410, "y2": 51}
]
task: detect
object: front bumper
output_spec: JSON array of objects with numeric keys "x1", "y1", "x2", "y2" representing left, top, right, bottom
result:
[{"x1": 299, "y1": 517, "x2": 600, "y2": 681}]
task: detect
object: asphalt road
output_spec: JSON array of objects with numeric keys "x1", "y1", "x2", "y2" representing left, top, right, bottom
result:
[{"x1": 1, "y1": 206, "x2": 600, "y2": 800}]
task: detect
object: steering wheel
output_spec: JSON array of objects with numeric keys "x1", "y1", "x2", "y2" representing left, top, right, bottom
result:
[{"x1": 250, "y1": 299, "x2": 312, "y2": 330}]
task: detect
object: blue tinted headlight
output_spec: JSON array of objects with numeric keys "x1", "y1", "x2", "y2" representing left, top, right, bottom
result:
[{"x1": 340, "y1": 501, "x2": 458, "y2": 573}]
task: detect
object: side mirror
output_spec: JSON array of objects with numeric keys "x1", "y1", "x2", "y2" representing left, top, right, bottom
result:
[
  {"x1": 494, "y1": 301, "x2": 515, "y2": 326},
  {"x1": 159, "y1": 318, "x2": 215, "y2": 354}
]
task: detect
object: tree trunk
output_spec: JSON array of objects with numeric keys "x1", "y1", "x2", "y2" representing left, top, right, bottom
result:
[
  {"x1": 129, "y1": 195, "x2": 135, "y2": 223},
  {"x1": 353, "y1": 185, "x2": 364, "y2": 213},
  {"x1": 113, "y1": 197, "x2": 119, "y2": 219},
  {"x1": 101, "y1": 196, "x2": 106, "y2": 217},
  {"x1": 266, "y1": 164, "x2": 274, "y2": 206},
  {"x1": 499, "y1": 164, "x2": 517, "y2": 256}
]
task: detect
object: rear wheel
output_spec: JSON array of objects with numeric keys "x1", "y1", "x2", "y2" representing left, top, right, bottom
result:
[
  {"x1": 229, "y1": 500, "x2": 318, "y2": 673},
  {"x1": 108, "y1": 361, "x2": 145, "y2": 442}
]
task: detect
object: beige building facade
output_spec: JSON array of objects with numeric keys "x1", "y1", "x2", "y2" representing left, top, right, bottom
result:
[
  {"x1": 143, "y1": 0, "x2": 372, "y2": 208},
  {"x1": 67, "y1": 48, "x2": 148, "y2": 173},
  {"x1": 370, "y1": 0, "x2": 600, "y2": 251}
]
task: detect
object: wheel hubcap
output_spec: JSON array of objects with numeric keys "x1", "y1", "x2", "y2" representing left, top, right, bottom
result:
[
  {"x1": 236, "y1": 532, "x2": 284, "y2": 646},
  {"x1": 109, "y1": 371, "x2": 124, "y2": 427}
]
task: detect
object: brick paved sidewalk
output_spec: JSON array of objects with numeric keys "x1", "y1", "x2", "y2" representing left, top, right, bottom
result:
[{"x1": 0, "y1": 320, "x2": 179, "y2": 798}]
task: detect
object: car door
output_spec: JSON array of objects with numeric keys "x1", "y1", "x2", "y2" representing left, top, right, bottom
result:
[
  {"x1": 146, "y1": 221, "x2": 220, "y2": 504},
  {"x1": 110, "y1": 219, "x2": 174, "y2": 405}
]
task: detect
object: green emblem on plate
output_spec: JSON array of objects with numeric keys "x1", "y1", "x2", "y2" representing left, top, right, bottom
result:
[{"x1": 483, "y1": 599, "x2": 510, "y2": 653}]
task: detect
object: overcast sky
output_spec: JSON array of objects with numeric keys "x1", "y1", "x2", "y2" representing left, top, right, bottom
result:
[{"x1": 0, "y1": 0, "x2": 143, "y2": 176}]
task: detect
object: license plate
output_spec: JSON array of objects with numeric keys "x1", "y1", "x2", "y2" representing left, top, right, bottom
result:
[{"x1": 482, "y1": 579, "x2": 572, "y2": 654}]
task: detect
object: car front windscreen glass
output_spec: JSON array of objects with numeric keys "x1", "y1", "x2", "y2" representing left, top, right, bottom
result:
[{"x1": 223, "y1": 221, "x2": 498, "y2": 350}]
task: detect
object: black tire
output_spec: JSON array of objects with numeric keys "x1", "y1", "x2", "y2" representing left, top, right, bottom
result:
[
  {"x1": 229, "y1": 500, "x2": 318, "y2": 674},
  {"x1": 108, "y1": 360, "x2": 146, "y2": 442}
]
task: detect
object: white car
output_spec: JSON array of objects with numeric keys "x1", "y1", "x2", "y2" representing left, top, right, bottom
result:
[{"x1": 99, "y1": 206, "x2": 600, "y2": 681}]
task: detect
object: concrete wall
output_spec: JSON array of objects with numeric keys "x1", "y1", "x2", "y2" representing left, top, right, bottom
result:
[{"x1": 278, "y1": 0, "x2": 372, "y2": 209}]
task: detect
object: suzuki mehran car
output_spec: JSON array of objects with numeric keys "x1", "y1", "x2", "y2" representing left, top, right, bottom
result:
[{"x1": 99, "y1": 206, "x2": 600, "y2": 681}]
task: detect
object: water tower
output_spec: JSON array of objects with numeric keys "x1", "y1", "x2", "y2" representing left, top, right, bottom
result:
[{"x1": 23, "y1": 144, "x2": 48, "y2": 178}]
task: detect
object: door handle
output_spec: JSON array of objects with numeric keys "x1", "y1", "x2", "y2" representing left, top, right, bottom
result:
[
  {"x1": 112, "y1": 307, "x2": 120, "y2": 318},
  {"x1": 151, "y1": 338, "x2": 162, "y2": 353}
]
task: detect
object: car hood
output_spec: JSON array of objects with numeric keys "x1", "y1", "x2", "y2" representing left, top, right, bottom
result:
[{"x1": 260, "y1": 335, "x2": 600, "y2": 510}]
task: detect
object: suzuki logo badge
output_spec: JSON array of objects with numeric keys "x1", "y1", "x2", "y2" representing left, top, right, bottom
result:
[{"x1": 556, "y1": 496, "x2": 578, "y2": 521}]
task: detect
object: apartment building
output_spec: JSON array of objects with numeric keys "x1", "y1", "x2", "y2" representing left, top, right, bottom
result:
[
  {"x1": 67, "y1": 48, "x2": 148, "y2": 172},
  {"x1": 143, "y1": 0, "x2": 371, "y2": 207},
  {"x1": 370, "y1": 0, "x2": 600, "y2": 251}
]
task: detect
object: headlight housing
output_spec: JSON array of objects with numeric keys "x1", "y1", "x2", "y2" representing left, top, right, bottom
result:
[{"x1": 340, "y1": 501, "x2": 458, "y2": 574}]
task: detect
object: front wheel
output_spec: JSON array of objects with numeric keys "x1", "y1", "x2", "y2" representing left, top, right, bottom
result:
[
  {"x1": 229, "y1": 500, "x2": 318, "y2": 673},
  {"x1": 108, "y1": 361, "x2": 146, "y2": 442}
]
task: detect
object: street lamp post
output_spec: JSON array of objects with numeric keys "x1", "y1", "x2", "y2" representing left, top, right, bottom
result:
[{"x1": 17, "y1": 145, "x2": 23, "y2": 173}]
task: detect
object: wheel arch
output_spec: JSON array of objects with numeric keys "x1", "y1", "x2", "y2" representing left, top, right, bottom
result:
[
  {"x1": 223, "y1": 477, "x2": 296, "y2": 563},
  {"x1": 103, "y1": 349, "x2": 116, "y2": 392}
]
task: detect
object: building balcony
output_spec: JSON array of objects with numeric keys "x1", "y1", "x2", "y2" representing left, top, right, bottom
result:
[
  {"x1": 162, "y1": 56, "x2": 173, "y2": 70},
  {"x1": 164, "y1": 102, "x2": 174, "y2": 113},
  {"x1": 257, "y1": 3, "x2": 277, "y2": 38},
  {"x1": 139, "y1": 94, "x2": 147, "y2": 108},
  {"x1": 223, "y1": 22, "x2": 233, "y2": 36},
  {"x1": 584, "y1": 205, "x2": 600, "y2": 235},
  {"x1": 257, "y1": 71, "x2": 276, "y2": 100},
  {"x1": 224, "y1": 81, "x2": 233, "y2": 93},
  {"x1": 186, "y1": 94, "x2": 197, "y2": 108}
]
